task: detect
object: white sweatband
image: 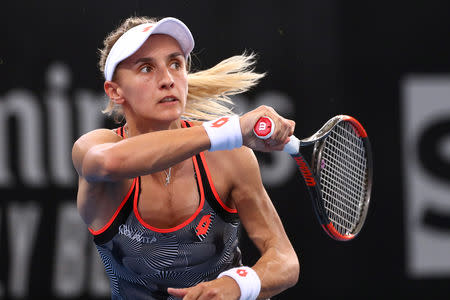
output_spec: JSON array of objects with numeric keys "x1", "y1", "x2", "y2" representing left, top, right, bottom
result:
[
  {"x1": 202, "y1": 116, "x2": 243, "y2": 152},
  {"x1": 217, "y1": 266, "x2": 261, "y2": 300}
]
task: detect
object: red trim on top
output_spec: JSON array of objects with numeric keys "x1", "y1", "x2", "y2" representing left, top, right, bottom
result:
[
  {"x1": 199, "y1": 152, "x2": 237, "y2": 213},
  {"x1": 342, "y1": 116, "x2": 368, "y2": 138},
  {"x1": 181, "y1": 120, "x2": 189, "y2": 129},
  {"x1": 89, "y1": 177, "x2": 138, "y2": 235},
  {"x1": 133, "y1": 155, "x2": 206, "y2": 233},
  {"x1": 181, "y1": 119, "x2": 237, "y2": 214},
  {"x1": 113, "y1": 126, "x2": 125, "y2": 138}
]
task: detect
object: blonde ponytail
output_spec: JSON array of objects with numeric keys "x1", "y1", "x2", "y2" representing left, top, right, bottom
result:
[{"x1": 184, "y1": 52, "x2": 265, "y2": 121}]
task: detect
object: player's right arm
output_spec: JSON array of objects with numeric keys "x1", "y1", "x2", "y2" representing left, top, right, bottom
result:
[
  {"x1": 72, "y1": 126, "x2": 211, "y2": 183},
  {"x1": 73, "y1": 105, "x2": 291, "y2": 184}
]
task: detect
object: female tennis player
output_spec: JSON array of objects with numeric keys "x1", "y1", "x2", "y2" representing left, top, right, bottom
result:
[{"x1": 72, "y1": 16, "x2": 299, "y2": 300}]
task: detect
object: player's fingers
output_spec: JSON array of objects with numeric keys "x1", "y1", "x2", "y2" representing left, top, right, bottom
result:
[
  {"x1": 255, "y1": 104, "x2": 275, "y2": 114},
  {"x1": 181, "y1": 284, "x2": 206, "y2": 300},
  {"x1": 167, "y1": 287, "x2": 190, "y2": 298},
  {"x1": 198, "y1": 288, "x2": 222, "y2": 300},
  {"x1": 264, "y1": 137, "x2": 289, "y2": 151},
  {"x1": 287, "y1": 120, "x2": 296, "y2": 136},
  {"x1": 241, "y1": 104, "x2": 294, "y2": 151},
  {"x1": 272, "y1": 117, "x2": 293, "y2": 144}
]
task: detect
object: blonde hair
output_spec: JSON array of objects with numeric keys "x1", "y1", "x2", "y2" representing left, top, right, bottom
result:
[{"x1": 98, "y1": 16, "x2": 265, "y2": 122}]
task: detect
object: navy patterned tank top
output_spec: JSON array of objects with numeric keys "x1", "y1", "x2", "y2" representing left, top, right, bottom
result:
[{"x1": 89, "y1": 121, "x2": 242, "y2": 300}]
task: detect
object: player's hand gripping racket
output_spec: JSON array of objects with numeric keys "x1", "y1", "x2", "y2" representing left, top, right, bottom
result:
[{"x1": 254, "y1": 116, "x2": 373, "y2": 241}]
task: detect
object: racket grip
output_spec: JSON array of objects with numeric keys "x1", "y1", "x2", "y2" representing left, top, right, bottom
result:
[
  {"x1": 283, "y1": 136, "x2": 300, "y2": 155},
  {"x1": 254, "y1": 117, "x2": 300, "y2": 154}
]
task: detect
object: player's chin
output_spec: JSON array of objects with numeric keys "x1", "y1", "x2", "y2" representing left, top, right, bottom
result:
[{"x1": 155, "y1": 107, "x2": 184, "y2": 120}]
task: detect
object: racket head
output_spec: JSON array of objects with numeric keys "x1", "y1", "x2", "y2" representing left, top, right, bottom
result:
[{"x1": 310, "y1": 115, "x2": 373, "y2": 241}]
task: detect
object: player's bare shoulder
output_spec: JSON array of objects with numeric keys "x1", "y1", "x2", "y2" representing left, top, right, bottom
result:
[
  {"x1": 74, "y1": 128, "x2": 121, "y2": 147},
  {"x1": 206, "y1": 146, "x2": 259, "y2": 182}
]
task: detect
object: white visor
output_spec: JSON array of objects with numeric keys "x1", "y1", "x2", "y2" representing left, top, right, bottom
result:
[{"x1": 104, "y1": 17, "x2": 194, "y2": 81}]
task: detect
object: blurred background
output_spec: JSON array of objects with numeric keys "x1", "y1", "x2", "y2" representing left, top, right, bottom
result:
[{"x1": 1, "y1": 0, "x2": 450, "y2": 299}]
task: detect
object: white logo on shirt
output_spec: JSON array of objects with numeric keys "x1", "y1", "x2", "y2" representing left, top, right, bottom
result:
[{"x1": 119, "y1": 224, "x2": 157, "y2": 244}]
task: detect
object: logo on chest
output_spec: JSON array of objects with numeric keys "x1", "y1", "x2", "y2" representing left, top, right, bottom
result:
[{"x1": 195, "y1": 213, "x2": 215, "y2": 241}]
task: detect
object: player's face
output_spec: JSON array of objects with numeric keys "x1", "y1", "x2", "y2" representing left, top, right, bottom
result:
[{"x1": 114, "y1": 34, "x2": 188, "y2": 124}]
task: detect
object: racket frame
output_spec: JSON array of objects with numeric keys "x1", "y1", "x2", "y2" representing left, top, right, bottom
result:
[
  {"x1": 254, "y1": 114, "x2": 373, "y2": 241},
  {"x1": 294, "y1": 115, "x2": 373, "y2": 241}
]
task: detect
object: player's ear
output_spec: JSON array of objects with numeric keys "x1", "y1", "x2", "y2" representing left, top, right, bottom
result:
[{"x1": 104, "y1": 80, "x2": 125, "y2": 104}]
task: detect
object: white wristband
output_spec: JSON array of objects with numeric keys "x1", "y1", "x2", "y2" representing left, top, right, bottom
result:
[
  {"x1": 217, "y1": 266, "x2": 261, "y2": 300},
  {"x1": 202, "y1": 115, "x2": 243, "y2": 152}
]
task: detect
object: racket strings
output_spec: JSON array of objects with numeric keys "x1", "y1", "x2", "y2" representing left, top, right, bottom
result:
[
  {"x1": 319, "y1": 121, "x2": 369, "y2": 235},
  {"x1": 321, "y1": 153, "x2": 366, "y2": 196},
  {"x1": 323, "y1": 126, "x2": 367, "y2": 232}
]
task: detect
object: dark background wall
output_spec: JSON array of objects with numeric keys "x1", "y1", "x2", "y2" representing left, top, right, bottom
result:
[{"x1": 1, "y1": 0, "x2": 450, "y2": 299}]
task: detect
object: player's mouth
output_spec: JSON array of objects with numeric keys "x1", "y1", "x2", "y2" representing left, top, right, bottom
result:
[{"x1": 158, "y1": 96, "x2": 179, "y2": 104}]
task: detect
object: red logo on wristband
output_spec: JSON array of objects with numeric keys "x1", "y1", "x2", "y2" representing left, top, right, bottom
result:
[
  {"x1": 236, "y1": 269, "x2": 248, "y2": 277},
  {"x1": 211, "y1": 117, "x2": 229, "y2": 128}
]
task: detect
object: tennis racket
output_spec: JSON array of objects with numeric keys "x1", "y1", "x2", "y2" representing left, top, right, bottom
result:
[{"x1": 254, "y1": 115, "x2": 373, "y2": 241}]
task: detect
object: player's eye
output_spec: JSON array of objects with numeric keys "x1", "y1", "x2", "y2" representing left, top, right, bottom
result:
[
  {"x1": 140, "y1": 65, "x2": 153, "y2": 73},
  {"x1": 170, "y1": 61, "x2": 181, "y2": 70}
]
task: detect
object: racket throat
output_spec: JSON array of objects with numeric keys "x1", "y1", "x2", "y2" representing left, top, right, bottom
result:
[{"x1": 292, "y1": 154, "x2": 317, "y2": 186}]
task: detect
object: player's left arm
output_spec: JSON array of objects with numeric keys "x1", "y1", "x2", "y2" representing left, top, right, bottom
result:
[
  {"x1": 229, "y1": 146, "x2": 300, "y2": 298},
  {"x1": 167, "y1": 147, "x2": 299, "y2": 299}
]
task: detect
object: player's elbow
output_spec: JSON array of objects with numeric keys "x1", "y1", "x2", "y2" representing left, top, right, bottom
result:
[
  {"x1": 292, "y1": 256, "x2": 300, "y2": 286},
  {"x1": 286, "y1": 252, "x2": 300, "y2": 288},
  {"x1": 82, "y1": 146, "x2": 123, "y2": 182}
]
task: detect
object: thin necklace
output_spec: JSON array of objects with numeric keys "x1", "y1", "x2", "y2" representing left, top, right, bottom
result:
[
  {"x1": 124, "y1": 125, "x2": 172, "y2": 185},
  {"x1": 164, "y1": 168, "x2": 172, "y2": 185}
]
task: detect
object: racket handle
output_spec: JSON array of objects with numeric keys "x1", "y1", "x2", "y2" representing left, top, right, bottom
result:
[
  {"x1": 254, "y1": 117, "x2": 300, "y2": 155},
  {"x1": 283, "y1": 135, "x2": 300, "y2": 155}
]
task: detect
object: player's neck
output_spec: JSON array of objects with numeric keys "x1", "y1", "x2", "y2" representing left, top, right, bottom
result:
[{"x1": 124, "y1": 118, "x2": 182, "y2": 137}]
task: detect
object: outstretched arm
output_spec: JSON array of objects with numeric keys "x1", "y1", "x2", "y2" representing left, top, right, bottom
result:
[
  {"x1": 73, "y1": 125, "x2": 211, "y2": 182},
  {"x1": 74, "y1": 105, "x2": 292, "y2": 183}
]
